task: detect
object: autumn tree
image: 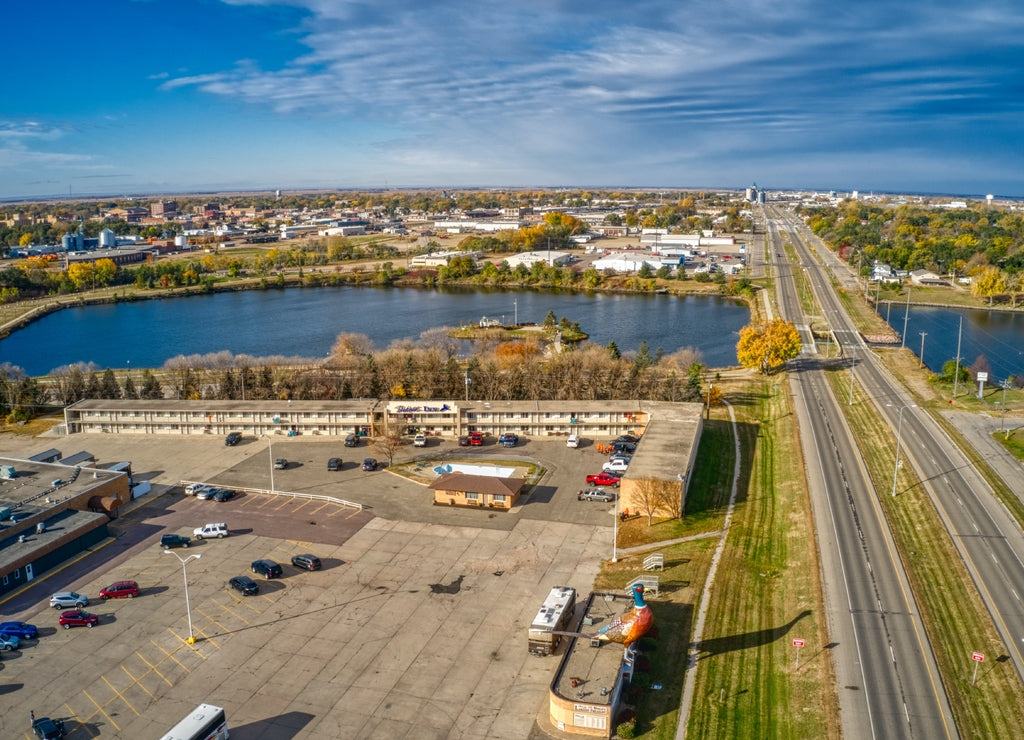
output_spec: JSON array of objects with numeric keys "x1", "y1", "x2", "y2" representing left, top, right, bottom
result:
[{"x1": 736, "y1": 319, "x2": 801, "y2": 374}]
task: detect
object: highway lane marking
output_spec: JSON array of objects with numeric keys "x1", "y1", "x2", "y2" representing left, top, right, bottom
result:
[{"x1": 1012, "y1": 589, "x2": 1020, "y2": 601}]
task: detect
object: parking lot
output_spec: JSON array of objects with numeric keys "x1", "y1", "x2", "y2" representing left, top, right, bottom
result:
[{"x1": 0, "y1": 432, "x2": 619, "y2": 739}]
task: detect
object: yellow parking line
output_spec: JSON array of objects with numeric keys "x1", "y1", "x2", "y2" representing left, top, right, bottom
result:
[
  {"x1": 101, "y1": 674, "x2": 141, "y2": 715},
  {"x1": 310, "y1": 501, "x2": 332, "y2": 514},
  {"x1": 189, "y1": 626, "x2": 218, "y2": 650},
  {"x1": 135, "y1": 651, "x2": 173, "y2": 686},
  {"x1": 195, "y1": 606, "x2": 232, "y2": 633},
  {"x1": 82, "y1": 689, "x2": 121, "y2": 732},
  {"x1": 121, "y1": 664, "x2": 156, "y2": 700},
  {"x1": 150, "y1": 639, "x2": 190, "y2": 673},
  {"x1": 63, "y1": 705, "x2": 97, "y2": 738}
]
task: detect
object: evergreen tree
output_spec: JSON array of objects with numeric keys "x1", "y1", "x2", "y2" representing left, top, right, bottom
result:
[
  {"x1": 100, "y1": 368, "x2": 121, "y2": 399},
  {"x1": 607, "y1": 341, "x2": 621, "y2": 360},
  {"x1": 140, "y1": 370, "x2": 163, "y2": 399},
  {"x1": 85, "y1": 372, "x2": 101, "y2": 399},
  {"x1": 122, "y1": 374, "x2": 138, "y2": 400}
]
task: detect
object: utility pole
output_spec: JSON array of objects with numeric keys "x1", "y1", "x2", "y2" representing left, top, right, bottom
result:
[
  {"x1": 901, "y1": 286, "x2": 911, "y2": 349},
  {"x1": 919, "y1": 332, "x2": 927, "y2": 368},
  {"x1": 952, "y1": 315, "x2": 963, "y2": 399}
]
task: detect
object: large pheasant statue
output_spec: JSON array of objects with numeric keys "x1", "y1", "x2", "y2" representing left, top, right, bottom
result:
[{"x1": 593, "y1": 584, "x2": 654, "y2": 645}]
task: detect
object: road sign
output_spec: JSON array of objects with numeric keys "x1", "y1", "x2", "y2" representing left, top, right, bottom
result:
[
  {"x1": 972, "y1": 652, "x2": 984, "y2": 662},
  {"x1": 971, "y1": 651, "x2": 985, "y2": 685},
  {"x1": 793, "y1": 638, "x2": 805, "y2": 647}
]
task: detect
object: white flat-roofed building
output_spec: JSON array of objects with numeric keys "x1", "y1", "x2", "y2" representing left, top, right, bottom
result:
[
  {"x1": 591, "y1": 253, "x2": 660, "y2": 273},
  {"x1": 501, "y1": 251, "x2": 572, "y2": 268}
]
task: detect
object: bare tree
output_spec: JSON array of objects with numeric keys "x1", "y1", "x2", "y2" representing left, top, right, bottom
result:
[{"x1": 375, "y1": 413, "x2": 406, "y2": 467}]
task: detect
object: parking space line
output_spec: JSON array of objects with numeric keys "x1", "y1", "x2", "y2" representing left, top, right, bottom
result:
[
  {"x1": 135, "y1": 651, "x2": 174, "y2": 686},
  {"x1": 82, "y1": 689, "x2": 122, "y2": 733},
  {"x1": 101, "y1": 674, "x2": 141, "y2": 716},
  {"x1": 310, "y1": 501, "x2": 333, "y2": 515},
  {"x1": 63, "y1": 705, "x2": 97, "y2": 738},
  {"x1": 121, "y1": 664, "x2": 157, "y2": 700},
  {"x1": 217, "y1": 597, "x2": 257, "y2": 620},
  {"x1": 190, "y1": 626, "x2": 218, "y2": 650},
  {"x1": 151, "y1": 639, "x2": 191, "y2": 673},
  {"x1": 195, "y1": 606, "x2": 233, "y2": 634}
]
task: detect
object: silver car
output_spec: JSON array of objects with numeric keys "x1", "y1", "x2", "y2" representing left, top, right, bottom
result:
[
  {"x1": 0, "y1": 633, "x2": 20, "y2": 650},
  {"x1": 50, "y1": 591, "x2": 88, "y2": 609},
  {"x1": 578, "y1": 489, "x2": 615, "y2": 502}
]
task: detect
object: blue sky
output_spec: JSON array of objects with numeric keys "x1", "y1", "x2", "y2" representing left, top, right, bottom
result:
[{"x1": 3, "y1": 0, "x2": 1023, "y2": 200}]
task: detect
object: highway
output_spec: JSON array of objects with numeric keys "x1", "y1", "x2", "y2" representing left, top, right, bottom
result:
[
  {"x1": 775, "y1": 207, "x2": 1024, "y2": 691},
  {"x1": 766, "y1": 211, "x2": 958, "y2": 739}
]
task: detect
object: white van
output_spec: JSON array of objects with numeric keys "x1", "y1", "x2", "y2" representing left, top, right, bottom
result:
[
  {"x1": 194, "y1": 522, "x2": 229, "y2": 539},
  {"x1": 566, "y1": 434, "x2": 580, "y2": 448},
  {"x1": 184, "y1": 483, "x2": 208, "y2": 496}
]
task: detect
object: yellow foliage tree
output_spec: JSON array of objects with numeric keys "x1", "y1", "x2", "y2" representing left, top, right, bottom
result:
[{"x1": 736, "y1": 319, "x2": 801, "y2": 374}]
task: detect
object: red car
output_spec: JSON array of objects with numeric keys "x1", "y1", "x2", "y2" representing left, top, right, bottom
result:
[
  {"x1": 469, "y1": 432, "x2": 484, "y2": 446},
  {"x1": 99, "y1": 580, "x2": 139, "y2": 599},
  {"x1": 59, "y1": 610, "x2": 99, "y2": 629},
  {"x1": 586, "y1": 472, "x2": 621, "y2": 487}
]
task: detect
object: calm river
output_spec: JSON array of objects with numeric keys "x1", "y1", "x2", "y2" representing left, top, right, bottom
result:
[
  {"x1": 1, "y1": 286, "x2": 750, "y2": 376},
  {"x1": 883, "y1": 302, "x2": 1024, "y2": 381}
]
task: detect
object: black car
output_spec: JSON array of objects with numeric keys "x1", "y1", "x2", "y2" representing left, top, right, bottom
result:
[
  {"x1": 160, "y1": 533, "x2": 191, "y2": 549},
  {"x1": 344, "y1": 433, "x2": 359, "y2": 447},
  {"x1": 615, "y1": 434, "x2": 640, "y2": 444},
  {"x1": 251, "y1": 559, "x2": 283, "y2": 579},
  {"x1": 225, "y1": 432, "x2": 242, "y2": 446},
  {"x1": 327, "y1": 457, "x2": 342, "y2": 471},
  {"x1": 32, "y1": 718, "x2": 66, "y2": 739},
  {"x1": 362, "y1": 458, "x2": 378, "y2": 471},
  {"x1": 212, "y1": 488, "x2": 236, "y2": 502},
  {"x1": 229, "y1": 576, "x2": 260, "y2": 596},
  {"x1": 291, "y1": 553, "x2": 322, "y2": 571},
  {"x1": 612, "y1": 441, "x2": 637, "y2": 454}
]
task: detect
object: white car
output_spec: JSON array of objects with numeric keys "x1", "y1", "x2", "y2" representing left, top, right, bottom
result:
[
  {"x1": 566, "y1": 434, "x2": 580, "y2": 448},
  {"x1": 184, "y1": 483, "x2": 208, "y2": 496},
  {"x1": 194, "y1": 522, "x2": 229, "y2": 539},
  {"x1": 602, "y1": 458, "x2": 630, "y2": 472},
  {"x1": 50, "y1": 591, "x2": 89, "y2": 609},
  {"x1": 413, "y1": 434, "x2": 427, "y2": 447}
]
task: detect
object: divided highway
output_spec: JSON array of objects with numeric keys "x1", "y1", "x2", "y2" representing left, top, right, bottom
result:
[{"x1": 767, "y1": 213, "x2": 958, "y2": 739}]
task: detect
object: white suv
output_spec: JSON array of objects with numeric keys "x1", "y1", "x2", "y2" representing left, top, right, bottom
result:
[
  {"x1": 566, "y1": 434, "x2": 580, "y2": 448},
  {"x1": 413, "y1": 433, "x2": 427, "y2": 447},
  {"x1": 194, "y1": 522, "x2": 229, "y2": 539},
  {"x1": 602, "y1": 458, "x2": 630, "y2": 472}
]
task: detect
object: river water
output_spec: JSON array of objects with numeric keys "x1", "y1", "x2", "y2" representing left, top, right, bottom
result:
[
  {"x1": 882, "y1": 302, "x2": 1024, "y2": 381},
  {"x1": 1, "y1": 286, "x2": 751, "y2": 376}
]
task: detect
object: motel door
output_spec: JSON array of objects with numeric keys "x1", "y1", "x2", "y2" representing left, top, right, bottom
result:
[{"x1": 25, "y1": 563, "x2": 34, "y2": 581}]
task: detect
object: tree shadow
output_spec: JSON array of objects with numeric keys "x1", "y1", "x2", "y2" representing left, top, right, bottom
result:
[{"x1": 695, "y1": 610, "x2": 812, "y2": 660}]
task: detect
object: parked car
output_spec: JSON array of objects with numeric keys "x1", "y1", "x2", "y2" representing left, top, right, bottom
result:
[
  {"x1": 196, "y1": 487, "x2": 220, "y2": 500},
  {"x1": 585, "y1": 472, "x2": 621, "y2": 487},
  {"x1": 578, "y1": 489, "x2": 615, "y2": 502},
  {"x1": 251, "y1": 559, "x2": 283, "y2": 579},
  {"x1": 602, "y1": 458, "x2": 630, "y2": 472},
  {"x1": 566, "y1": 434, "x2": 580, "y2": 448},
  {"x1": 413, "y1": 433, "x2": 427, "y2": 447},
  {"x1": 469, "y1": 431, "x2": 484, "y2": 446},
  {"x1": 274, "y1": 458, "x2": 287, "y2": 469},
  {"x1": 362, "y1": 458, "x2": 378, "y2": 471},
  {"x1": 615, "y1": 434, "x2": 640, "y2": 444},
  {"x1": 344, "y1": 433, "x2": 359, "y2": 447},
  {"x1": 225, "y1": 431, "x2": 242, "y2": 446},
  {"x1": 212, "y1": 488, "x2": 236, "y2": 502},
  {"x1": 499, "y1": 432, "x2": 518, "y2": 447},
  {"x1": 458, "y1": 435, "x2": 470, "y2": 446},
  {"x1": 59, "y1": 610, "x2": 98, "y2": 629},
  {"x1": 194, "y1": 522, "x2": 229, "y2": 539},
  {"x1": 161, "y1": 533, "x2": 191, "y2": 549},
  {"x1": 0, "y1": 633, "x2": 20, "y2": 650},
  {"x1": 291, "y1": 553, "x2": 322, "y2": 571},
  {"x1": 327, "y1": 457, "x2": 342, "y2": 471},
  {"x1": 32, "y1": 717, "x2": 66, "y2": 739},
  {"x1": 612, "y1": 441, "x2": 637, "y2": 454},
  {"x1": 50, "y1": 591, "x2": 88, "y2": 609},
  {"x1": 99, "y1": 580, "x2": 139, "y2": 600},
  {"x1": 229, "y1": 576, "x2": 260, "y2": 596},
  {"x1": 0, "y1": 621, "x2": 39, "y2": 639},
  {"x1": 184, "y1": 483, "x2": 208, "y2": 496}
]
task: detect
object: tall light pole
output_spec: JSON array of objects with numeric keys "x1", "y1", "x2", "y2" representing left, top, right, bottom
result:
[
  {"x1": 1000, "y1": 380, "x2": 1011, "y2": 435},
  {"x1": 886, "y1": 404, "x2": 916, "y2": 497},
  {"x1": 262, "y1": 433, "x2": 275, "y2": 492},
  {"x1": 919, "y1": 332, "x2": 927, "y2": 369},
  {"x1": 164, "y1": 550, "x2": 202, "y2": 643},
  {"x1": 901, "y1": 286, "x2": 911, "y2": 348}
]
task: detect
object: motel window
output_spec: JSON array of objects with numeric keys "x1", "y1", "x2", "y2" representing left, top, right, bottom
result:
[
  {"x1": 493, "y1": 494, "x2": 506, "y2": 503},
  {"x1": 466, "y1": 492, "x2": 479, "y2": 500}
]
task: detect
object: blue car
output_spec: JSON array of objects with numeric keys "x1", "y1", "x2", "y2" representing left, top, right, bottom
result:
[{"x1": 0, "y1": 621, "x2": 39, "y2": 639}]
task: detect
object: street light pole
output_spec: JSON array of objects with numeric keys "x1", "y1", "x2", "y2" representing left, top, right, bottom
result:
[
  {"x1": 262, "y1": 434, "x2": 275, "y2": 492},
  {"x1": 887, "y1": 404, "x2": 916, "y2": 497},
  {"x1": 919, "y1": 331, "x2": 927, "y2": 369},
  {"x1": 164, "y1": 550, "x2": 202, "y2": 643}
]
